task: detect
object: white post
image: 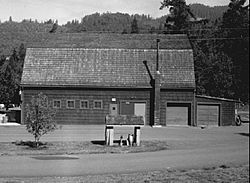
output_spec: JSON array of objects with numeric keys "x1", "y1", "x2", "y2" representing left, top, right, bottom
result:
[
  {"x1": 134, "y1": 126, "x2": 141, "y2": 146},
  {"x1": 105, "y1": 126, "x2": 114, "y2": 146}
]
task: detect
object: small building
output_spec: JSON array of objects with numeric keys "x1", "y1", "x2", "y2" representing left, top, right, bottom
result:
[
  {"x1": 20, "y1": 33, "x2": 196, "y2": 126},
  {"x1": 195, "y1": 95, "x2": 239, "y2": 127}
]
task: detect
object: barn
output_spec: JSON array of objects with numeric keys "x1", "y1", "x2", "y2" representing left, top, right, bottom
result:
[{"x1": 20, "y1": 33, "x2": 196, "y2": 126}]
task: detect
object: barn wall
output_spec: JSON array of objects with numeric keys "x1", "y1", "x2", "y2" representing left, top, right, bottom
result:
[
  {"x1": 22, "y1": 87, "x2": 151, "y2": 125},
  {"x1": 160, "y1": 89, "x2": 195, "y2": 126},
  {"x1": 196, "y1": 97, "x2": 235, "y2": 126}
]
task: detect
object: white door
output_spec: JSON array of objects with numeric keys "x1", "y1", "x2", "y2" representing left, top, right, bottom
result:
[{"x1": 134, "y1": 103, "x2": 146, "y2": 124}]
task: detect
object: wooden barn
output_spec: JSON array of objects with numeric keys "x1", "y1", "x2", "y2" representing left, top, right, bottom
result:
[{"x1": 20, "y1": 33, "x2": 196, "y2": 126}]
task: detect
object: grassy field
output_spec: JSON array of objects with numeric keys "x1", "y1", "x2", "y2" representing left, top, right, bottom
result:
[{"x1": 0, "y1": 164, "x2": 248, "y2": 183}]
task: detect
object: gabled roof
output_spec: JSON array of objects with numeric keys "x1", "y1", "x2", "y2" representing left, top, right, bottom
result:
[{"x1": 21, "y1": 34, "x2": 195, "y2": 89}]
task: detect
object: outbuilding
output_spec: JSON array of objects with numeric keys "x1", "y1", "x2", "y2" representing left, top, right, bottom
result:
[{"x1": 195, "y1": 95, "x2": 239, "y2": 126}]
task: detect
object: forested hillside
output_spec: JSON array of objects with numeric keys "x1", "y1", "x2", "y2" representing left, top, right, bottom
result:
[
  {"x1": 190, "y1": 4, "x2": 228, "y2": 22},
  {"x1": 64, "y1": 4, "x2": 228, "y2": 33},
  {"x1": 0, "y1": 20, "x2": 67, "y2": 55}
]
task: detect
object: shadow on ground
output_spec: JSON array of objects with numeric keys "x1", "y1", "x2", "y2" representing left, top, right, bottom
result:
[
  {"x1": 31, "y1": 156, "x2": 79, "y2": 160},
  {"x1": 237, "y1": 133, "x2": 249, "y2": 137},
  {"x1": 91, "y1": 140, "x2": 127, "y2": 146},
  {"x1": 91, "y1": 140, "x2": 105, "y2": 145}
]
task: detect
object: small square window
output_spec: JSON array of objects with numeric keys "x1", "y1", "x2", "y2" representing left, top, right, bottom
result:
[
  {"x1": 53, "y1": 100, "x2": 61, "y2": 108},
  {"x1": 94, "y1": 100, "x2": 103, "y2": 109},
  {"x1": 67, "y1": 100, "x2": 75, "y2": 109},
  {"x1": 80, "y1": 100, "x2": 89, "y2": 109}
]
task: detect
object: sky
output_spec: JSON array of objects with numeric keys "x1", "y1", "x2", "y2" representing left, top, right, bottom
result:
[{"x1": 0, "y1": 0, "x2": 249, "y2": 25}]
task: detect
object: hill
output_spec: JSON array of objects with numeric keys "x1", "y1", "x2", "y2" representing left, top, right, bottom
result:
[
  {"x1": 0, "y1": 21, "x2": 67, "y2": 55},
  {"x1": 190, "y1": 4, "x2": 228, "y2": 22}
]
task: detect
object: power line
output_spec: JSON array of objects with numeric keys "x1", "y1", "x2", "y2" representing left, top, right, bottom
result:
[{"x1": 188, "y1": 37, "x2": 250, "y2": 41}]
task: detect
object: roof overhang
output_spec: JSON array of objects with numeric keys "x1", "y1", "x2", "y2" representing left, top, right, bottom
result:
[{"x1": 196, "y1": 95, "x2": 241, "y2": 103}]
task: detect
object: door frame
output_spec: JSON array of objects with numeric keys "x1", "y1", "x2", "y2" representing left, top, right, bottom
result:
[{"x1": 197, "y1": 102, "x2": 221, "y2": 126}]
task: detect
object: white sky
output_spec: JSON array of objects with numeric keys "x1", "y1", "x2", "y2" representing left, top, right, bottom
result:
[{"x1": 0, "y1": 0, "x2": 249, "y2": 25}]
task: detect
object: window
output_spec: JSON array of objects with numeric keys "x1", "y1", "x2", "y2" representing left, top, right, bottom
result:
[
  {"x1": 67, "y1": 100, "x2": 75, "y2": 109},
  {"x1": 80, "y1": 100, "x2": 89, "y2": 109},
  {"x1": 53, "y1": 100, "x2": 61, "y2": 108},
  {"x1": 93, "y1": 100, "x2": 103, "y2": 109}
]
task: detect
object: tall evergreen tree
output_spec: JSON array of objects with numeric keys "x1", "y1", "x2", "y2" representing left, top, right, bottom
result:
[
  {"x1": 0, "y1": 44, "x2": 26, "y2": 107},
  {"x1": 131, "y1": 17, "x2": 139, "y2": 34},
  {"x1": 221, "y1": 0, "x2": 249, "y2": 102},
  {"x1": 0, "y1": 55, "x2": 18, "y2": 108}
]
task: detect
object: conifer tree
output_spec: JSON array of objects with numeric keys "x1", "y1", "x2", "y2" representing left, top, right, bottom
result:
[{"x1": 131, "y1": 17, "x2": 139, "y2": 34}]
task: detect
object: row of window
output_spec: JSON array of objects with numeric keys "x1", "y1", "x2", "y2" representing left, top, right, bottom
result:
[{"x1": 53, "y1": 100, "x2": 103, "y2": 109}]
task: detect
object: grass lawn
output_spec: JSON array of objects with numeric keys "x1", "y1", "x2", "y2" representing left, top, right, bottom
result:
[
  {"x1": 0, "y1": 164, "x2": 248, "y2": 183},
  {"x1": 0, "y1": 140, "x2": 170, "y2": 156}
]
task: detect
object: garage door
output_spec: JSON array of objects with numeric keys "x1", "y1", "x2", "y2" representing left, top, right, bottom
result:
[
  {"x1": 166, "y1": 103, "x2": 190, "y2": 126},
  {"x1": 197, "y1": 104, "x2": 219, "y2": 126}
]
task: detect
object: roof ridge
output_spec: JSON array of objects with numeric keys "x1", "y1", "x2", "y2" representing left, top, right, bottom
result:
[{"x1": 26, "y1": 47, "x2": 193, "y2": 51}]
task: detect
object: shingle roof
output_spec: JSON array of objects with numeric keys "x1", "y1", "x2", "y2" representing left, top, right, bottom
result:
[
  {"x1": 21, "y1": 47, "x2": 195, "y2": 89},
  {"x1": 29, "y1": 33, "x2": 192, "y2": 50}
]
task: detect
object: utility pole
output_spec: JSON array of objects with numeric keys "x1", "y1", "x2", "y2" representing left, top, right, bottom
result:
[{"x1": 154, "y1": 39, "x2": 161, "y2": 126}]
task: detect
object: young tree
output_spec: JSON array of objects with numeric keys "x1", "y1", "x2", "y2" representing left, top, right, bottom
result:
[{"x1": 25, "y1": 93, "x2": 57, "y2": 147}]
